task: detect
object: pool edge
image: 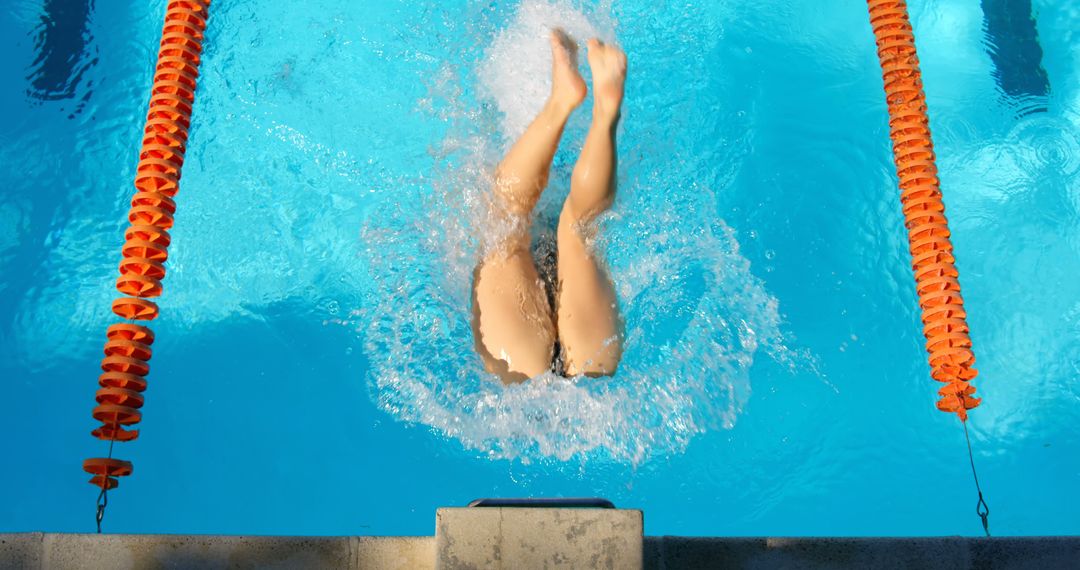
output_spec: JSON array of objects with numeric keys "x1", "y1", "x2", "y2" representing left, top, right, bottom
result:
[{"x1": 3, "y1": 532, "x2": 1079, "y2": 569}]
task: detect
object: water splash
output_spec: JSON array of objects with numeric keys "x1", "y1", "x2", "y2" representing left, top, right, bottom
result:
[
  {"x1": 353, "y1": 0, "x2": 796, "y2": 464},
  {"x1": 477, "y1": 1, "x2": 614, "y2": 140}
]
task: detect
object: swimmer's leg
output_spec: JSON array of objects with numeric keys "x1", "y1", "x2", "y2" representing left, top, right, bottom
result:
[
  {"x1": 473, "y1": 29, "x2": 586, "y2": 382},
  {"x1": 556, "y1": 39, "x2": 626, "y2": 377},
  {"x1": 489, "y1": 29, "x2": 587, "y2": 214}
]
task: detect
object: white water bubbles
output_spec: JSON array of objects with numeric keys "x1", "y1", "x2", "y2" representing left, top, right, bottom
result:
[{"x1": 478, "y1": 1, "x2": 615, "y2": 140}]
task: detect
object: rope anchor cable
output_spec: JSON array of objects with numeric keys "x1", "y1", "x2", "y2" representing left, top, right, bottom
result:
[
  {"x1": 83, "y1": 0, "x2": 210, "y2": 532},
  {"x1": 865, "y1": 0, "x2": 989, "y2": 535},
  {"x1": 964, "y1": 422, "x2": 991, "y2": 537},
  {"x1": 95, "y1": 489, "x2": 107, "y2": 534}
]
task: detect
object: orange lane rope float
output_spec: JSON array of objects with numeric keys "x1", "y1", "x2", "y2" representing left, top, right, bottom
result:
[
  {"x1": 867, "y1": 0, "x2": 981, "y2": 420},
  {"x1": 83, "y1": 0, "x2": 210, "y2": 533},
  {"x1": 866, "y1": 0, "x2": 989, "y2": 535}
]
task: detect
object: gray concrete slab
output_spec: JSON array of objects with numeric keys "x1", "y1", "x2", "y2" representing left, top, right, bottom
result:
[
  {"x1": 355, "y1": 536, "x2": 435, "y2": 569},
  {"x1": 436, "y1": 507, "x2": 644, "y2": 569},
  {"x1": 0, "y1": 533, "x2": 42, "y2": 569},
  {"x1": 41, "y1": 533, "x2": 353, "y2": 569},
  {"x1": 0, "y1": 534, "x2": 432, "y2": 570}
]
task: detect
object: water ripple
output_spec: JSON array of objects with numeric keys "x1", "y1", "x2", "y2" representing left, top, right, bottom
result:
[{"x1": 1008, "y1": 113, "x2": 1080, "y2": 177}]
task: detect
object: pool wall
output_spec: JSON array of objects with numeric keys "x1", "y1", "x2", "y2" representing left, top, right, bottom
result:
[{"x1": 3, "y1": 522, "x2": 1078, "y2": 569}]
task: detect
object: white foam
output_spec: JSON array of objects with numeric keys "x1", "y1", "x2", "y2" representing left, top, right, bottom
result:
[{"x1": 478, "y1": 1, "x2": 614, "y2": 140}]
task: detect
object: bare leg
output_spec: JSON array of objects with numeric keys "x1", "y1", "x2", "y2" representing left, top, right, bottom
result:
[
  {"x1": 473, "y1": 30, "x2": 587, "y2": 382},
  {"x1": 556, "y1": 39, "x2": 626, "y2": 377}
]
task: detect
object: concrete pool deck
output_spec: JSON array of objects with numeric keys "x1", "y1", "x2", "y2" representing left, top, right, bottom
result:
[{"x1": 3, "y1": 507, "x2": 1078, "y2": 569}]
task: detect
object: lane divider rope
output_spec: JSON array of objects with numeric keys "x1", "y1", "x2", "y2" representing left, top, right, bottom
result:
[
  {"x1": 83, "y1": 0, "x2": 210, "y2": 532},
  {"x1": 866, "y1": 0, "x2": 981, "y2": 420},
  {"x1": 866, "y1": 0, "x2": 990, "y2": 536}
]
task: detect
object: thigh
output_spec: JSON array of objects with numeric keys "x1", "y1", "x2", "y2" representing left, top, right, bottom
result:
[
  {"x1": 472, "y1": 244, "x2": 556, "y2": 382},
  {"x1": 555, "y1": 209, "x2": 623, "y2": 377}
]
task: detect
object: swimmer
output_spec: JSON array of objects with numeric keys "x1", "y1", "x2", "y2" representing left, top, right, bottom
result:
[{"x1": 472, "y1": 29, "x2": 626, "y2": 382}]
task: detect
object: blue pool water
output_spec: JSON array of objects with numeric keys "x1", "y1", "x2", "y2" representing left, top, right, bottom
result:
[{"x1": 1, "y1": 0, "x2": 1078, "y2": 537}]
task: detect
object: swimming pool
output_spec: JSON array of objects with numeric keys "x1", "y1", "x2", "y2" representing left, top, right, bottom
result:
[{"x1": 1, "y1": 0, "x2": 1078, "y2": 537}]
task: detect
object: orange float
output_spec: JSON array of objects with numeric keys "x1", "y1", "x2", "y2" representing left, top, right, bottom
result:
[
  {"x1": 85, "y1": 0, "x2": 210, "y2": 511},
  {"x1": 866, "y1": 0, "x2": 981, "y2": 420},
  {"x1": 83, "y1": 458, "x2": 133, "y2": 491}
]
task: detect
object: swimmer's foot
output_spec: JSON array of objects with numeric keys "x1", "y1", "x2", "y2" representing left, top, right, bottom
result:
[
  {"x1": 586, "y1": 38, "x2": 627, "y2": 123},
  {"x1": 549, "y1": 29, "x2": 587, "y2": 113}
]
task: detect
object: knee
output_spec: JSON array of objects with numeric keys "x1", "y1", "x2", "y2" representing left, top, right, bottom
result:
[
  {"x1": 563, "y1": 336, "x2": 622, "y2": 378},
  {"x1": 494, "y1": 170, "x2": 544, "y2": 215}
]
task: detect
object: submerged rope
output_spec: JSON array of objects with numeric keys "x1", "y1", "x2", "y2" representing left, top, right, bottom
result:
[
  {"x1": 84, "y1": 0, "x2": 211, "y2": 532},
  {"x1": 94, "y1": 439, "x2": 115, "y2": 534},
  {"x1": 963, "y1": 422, "x2": 991, "y2": 537}
]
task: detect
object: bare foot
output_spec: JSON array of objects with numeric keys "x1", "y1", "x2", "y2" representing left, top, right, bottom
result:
[
  {"x1": 549, "y1": 29, "x2": 587, "y2": 112},
  {"x1": 586, "y1": 38, "x2": 626, "y2": 122}
]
